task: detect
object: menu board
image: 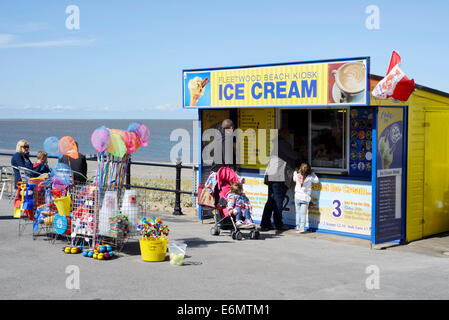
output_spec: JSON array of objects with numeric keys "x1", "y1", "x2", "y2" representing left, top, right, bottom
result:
[
  {"x1": 350, "y1": 107, "x2": 374, "y2": 178},
  {"x1": 375, "y1": 107, "x2": 404, "y2": 243},
  {"x1": 237, "y1": 108, "x2": 275, "y2": 170}
]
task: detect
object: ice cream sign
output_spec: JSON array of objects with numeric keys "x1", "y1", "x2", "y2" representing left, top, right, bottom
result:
[{"x1": 183, "y1": 57, "x2": 369, "y2": 108}]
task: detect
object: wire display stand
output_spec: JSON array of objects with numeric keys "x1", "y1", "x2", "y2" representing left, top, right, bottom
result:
[
  {"x1": 69, "y1": 183, "x2": 139, "y2": 253},
  {"x1": 15, "y1": 170, "x2": 49, "y2": 238}
]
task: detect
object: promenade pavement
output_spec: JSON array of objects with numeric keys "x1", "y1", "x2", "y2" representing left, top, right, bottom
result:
[{"x1": 2, "y1": 197, "x2": 449, "y2": 300}]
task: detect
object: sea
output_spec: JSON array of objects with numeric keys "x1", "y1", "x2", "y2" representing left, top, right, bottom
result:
[{"x1": 0, "y1": 119, "x2": 196, "y2": 163}]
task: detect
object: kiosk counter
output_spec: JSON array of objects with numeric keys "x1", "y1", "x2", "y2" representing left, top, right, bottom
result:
[{"x1": 183, "y1": 57, "x2": 449, "y2": 245}]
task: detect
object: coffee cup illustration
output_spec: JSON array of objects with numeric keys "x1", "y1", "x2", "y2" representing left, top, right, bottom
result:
[{"x1": 331, "y1": 62, "x2": 366, "y2": 103}]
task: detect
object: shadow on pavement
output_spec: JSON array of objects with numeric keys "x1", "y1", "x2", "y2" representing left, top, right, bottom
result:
[{"x1": 0, "y1": 215, "x2": 15, "y2": 220}]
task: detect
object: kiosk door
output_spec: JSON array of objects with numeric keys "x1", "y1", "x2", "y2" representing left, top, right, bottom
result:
[{"x1": 424, "y1": 111, "x2": 449, "y2": 236}]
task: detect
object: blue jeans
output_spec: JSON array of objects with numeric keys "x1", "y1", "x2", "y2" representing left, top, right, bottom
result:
[
  {"x1": 235, "y1": 207, "x2": 251, "y2": 222},
  {"x1": 295, "y1": 198, "x2": 309, "y2": 231},
  {"x1": 261, "y1": 182, "x2": 288, "y2": 229}
]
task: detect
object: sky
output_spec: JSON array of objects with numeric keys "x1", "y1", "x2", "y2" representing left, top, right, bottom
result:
[{"x1": 0, "y1": 0, "x2": 448, "y2": 119}]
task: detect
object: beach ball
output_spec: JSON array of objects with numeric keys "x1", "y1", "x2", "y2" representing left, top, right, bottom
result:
[
  {"x1": 97, "y1": 253, "x2": 104, "y2": 260},
  {"x1": 99, "y1": 246, "x2": 106, "y2": 253},
  {"x1": 106, "y1": 245, "x2": 112, "y2": 252},
  {"x1": 109, "y1": 251, "x2": 114, "y2": 258},
  {"x1": 103, "y1": 252, "x2": 110, "y2": 260},
  {"x1": 88, "y1": 250, "x2": 94, "y2": 258},
  {"x1": 83, "y1": 250, "x2": 89, "y2": 257},
  {"x1": 93, "y1": 253, "x2": 98, "y2": 259},
  {"x1": 64, "y1": 246, "x2": 71, "y2": 254}
]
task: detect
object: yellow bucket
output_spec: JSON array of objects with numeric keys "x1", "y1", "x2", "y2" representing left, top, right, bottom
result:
[
  {"x1": 54, "y1": 195, "x2": 72, "y2": 216},
  {"x1": 139, "y1": 238, "x2": 168, "y2": 262}
]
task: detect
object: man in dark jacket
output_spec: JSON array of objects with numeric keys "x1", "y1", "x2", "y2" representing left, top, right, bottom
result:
[
  {"x1": 59, "y1": 142, "x2": 87, "y2": 184},
  {"x1": 210, "y1": 118, "x2": 237, "y2": 173},
  {"x1": 260, "y1": 128, "x2": 297, "y2": 231}
]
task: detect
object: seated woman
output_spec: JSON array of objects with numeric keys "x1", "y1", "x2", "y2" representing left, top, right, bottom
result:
[{"x1": 11, "y1": 139, "x2": 34, "y2": 186}]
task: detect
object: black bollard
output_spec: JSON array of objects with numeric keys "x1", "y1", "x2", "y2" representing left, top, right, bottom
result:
[{"x1": 173, "y1": 158, "x2": 183, "y2": 215}]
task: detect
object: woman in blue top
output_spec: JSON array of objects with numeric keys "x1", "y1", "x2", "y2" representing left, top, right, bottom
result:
[{"x1": 11, "y1": 139, "x2": 34, "y2": 187}]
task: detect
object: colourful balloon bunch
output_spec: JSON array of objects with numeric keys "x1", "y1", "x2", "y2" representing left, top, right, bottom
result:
[
  {"x1": 91, "y1": 122, "x2": 150, "y2": 157},
  {"x1": 137, "y1": 217, "x2": 169, "y2": 239},
  {"x1": 91, "y1": 122, "x2": 150, "y2": 191}
]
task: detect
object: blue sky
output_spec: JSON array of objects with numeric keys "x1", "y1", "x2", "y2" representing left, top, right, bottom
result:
[{"x1": 0, "y1": 0, "x2": 448, "y2": 119}]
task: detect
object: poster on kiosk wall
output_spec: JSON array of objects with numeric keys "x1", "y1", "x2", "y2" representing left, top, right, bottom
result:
[
  {"x1": 375, "y1": 107, "x2": 405, "y2": 243},
  {"x1": 241, "y1": 173, "x2": 372, "y2": 237}
]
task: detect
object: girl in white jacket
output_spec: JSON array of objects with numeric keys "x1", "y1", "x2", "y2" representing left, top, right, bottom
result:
[{"x1": 293, "y1": 163, "x2": 319, "y2": 233}]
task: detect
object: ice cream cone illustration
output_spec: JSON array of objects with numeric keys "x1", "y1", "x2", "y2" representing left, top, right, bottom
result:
[
  {"x1": 188, "y1": 76, "x2": 209, "y2": 106},
  {"x1": 378, "y1": 129, "x2": 397, "y2": 169}
]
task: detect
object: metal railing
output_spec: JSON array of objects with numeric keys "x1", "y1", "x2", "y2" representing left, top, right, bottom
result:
[{"x1": 0, "y1": 152, "x2": 199, "y2": 215}]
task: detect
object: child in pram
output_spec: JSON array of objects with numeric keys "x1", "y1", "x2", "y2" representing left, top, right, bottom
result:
[
  {"x1": 227, "y1": 182, "x2": 255, "y2": 228},
  {"x1": 208, "y1": 167, "x2": 259, "y2": 240}
]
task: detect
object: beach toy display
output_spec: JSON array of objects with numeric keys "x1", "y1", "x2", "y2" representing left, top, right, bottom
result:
[
  {"x1": 54, "y1": 195, "x2": 72, "y2": 216},
  {"x1": 137, "y1": 217, "x2": 169, "y2": 262},
  {"x1": 71, "y1": 185, "x2": 97, "y2": 236},
  {"x1": 53, "y1": 213, "x2": 71, "y2": 235},
  {"x1": 107, "y1": 214, "x2": 129, "y2": 238},
  {"x1": 120, "y1": 189, "x2": 139, "y2": 230},
  {"x1": 82, "y1": 244, "x2": 114, "y2": 260},
  {"x1": 63, "y1": 246, "x2": 82, "y2": 254},
  {"x1": 98, "y1": 191, "x2": 118, "y2": 235}
]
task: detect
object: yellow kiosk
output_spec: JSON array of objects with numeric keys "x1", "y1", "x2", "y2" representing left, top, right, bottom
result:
[{"x1": 183, "y1": 57, "x2": 449, "y2": 244}]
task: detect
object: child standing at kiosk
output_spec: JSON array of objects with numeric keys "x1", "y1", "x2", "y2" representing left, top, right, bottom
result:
[{"x1": 293, "y1": 163, "x2": 319, "y2": 233}]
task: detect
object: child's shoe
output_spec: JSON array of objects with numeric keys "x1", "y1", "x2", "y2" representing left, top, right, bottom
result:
[
  {"x1": 244, "y1": 220, "x2": 255, "y2": 228},
  {"x1": 235, "y1": 220, "x2": 244, "y2": 227},
  {"x1": 295, "y1": 225, "x2": 304, "y2": 234}
]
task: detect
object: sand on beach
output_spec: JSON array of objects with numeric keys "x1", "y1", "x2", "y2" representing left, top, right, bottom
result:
[{"x1": 0, "y1": 155, "x2": 199, "y2": 217}]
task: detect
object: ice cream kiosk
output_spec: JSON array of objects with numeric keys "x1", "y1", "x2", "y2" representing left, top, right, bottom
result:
[{"x1": 183, "y1": 56, "x2": 449, "y2": 245}]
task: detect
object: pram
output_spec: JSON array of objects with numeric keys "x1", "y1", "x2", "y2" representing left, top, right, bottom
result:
[{"x1": 208, "y1": 167, "x2": 260, "y2": 240}]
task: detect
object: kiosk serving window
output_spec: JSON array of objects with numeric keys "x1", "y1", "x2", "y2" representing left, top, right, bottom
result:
[{"x1": 281, "y1": 108, "x2": 348, "y2": 172}]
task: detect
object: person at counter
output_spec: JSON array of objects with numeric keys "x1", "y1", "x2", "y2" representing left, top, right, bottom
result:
[
  {"x1": 260, "y1": 128, "x2": 297, "y2": 231},
  {"x1": 210, "y1": 118, "x2": 237, "y2": 173},
  {"x1": 293, "y1": 162, "x2": 319, "y2": 233}
]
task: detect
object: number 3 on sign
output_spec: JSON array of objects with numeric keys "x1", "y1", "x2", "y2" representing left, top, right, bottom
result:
[{"x1": 332, "y1": 200, "x2": 342, "y2": 217}]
